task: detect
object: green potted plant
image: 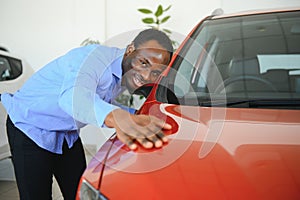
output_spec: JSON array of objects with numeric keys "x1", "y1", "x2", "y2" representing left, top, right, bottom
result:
[
  {"x1": 138, "y1": 4, "x2": 178, "y2": 48},
  {"x1": 138, "y1": 4, "x2": 172, "y2": 32}
]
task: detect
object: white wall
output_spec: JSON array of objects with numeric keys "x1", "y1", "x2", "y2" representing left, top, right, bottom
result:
[
  {"x1": 0, "y1": 0, "x2": 106, "y2": 70},
  {"x1": 1, "y1": 0, "x2": 299, "y2": 71}
]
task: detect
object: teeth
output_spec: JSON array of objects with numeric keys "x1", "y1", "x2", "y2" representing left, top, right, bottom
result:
[{"x1": 134, "y1": 74, "x2": 144, "y2": 87}]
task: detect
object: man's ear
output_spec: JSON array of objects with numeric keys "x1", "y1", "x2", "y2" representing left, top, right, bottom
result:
[{"x1": 125, "y1": 42, "x2": 135, "y2": 56}]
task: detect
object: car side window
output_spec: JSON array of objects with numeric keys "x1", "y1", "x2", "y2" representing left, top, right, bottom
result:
[{"x1": 0, "y1": 55, "x2": 22, "y2": 81}]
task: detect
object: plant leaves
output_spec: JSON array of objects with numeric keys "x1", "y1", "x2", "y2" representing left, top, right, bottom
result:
[
  {"x1": 164, "y1": 5, "x2": 172, "y2": 12},
  {"x1": 138, "y1": 8, "x2": 152, "y2": 14},
  {"x1": 155, "y1": 5, "x2": 163, "y2": 17},
  {"x1": 142, "y1": 17, "x2": 155, "y2": 24},
  {"x1": 161, "y1": 16, "x2": 171, "y2": 23},
  {"x1": 163, "y1": 28, "x2": 172, "y2": 34}
]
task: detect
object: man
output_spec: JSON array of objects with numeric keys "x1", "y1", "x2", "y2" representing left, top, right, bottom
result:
[{"x1": 1, "y1": 29, "x2": 173, "y2": 200}]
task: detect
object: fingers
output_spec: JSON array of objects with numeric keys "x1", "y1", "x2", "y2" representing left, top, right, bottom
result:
[
  {"x1": 149, "y1": 116, "x2": 172, "y2": 130},
  {"x1": 125, "y1": 119, "x2": 169, "y2": 148},
  {"x1": 117, "y1": 130, "x2": 138, "y2": 150},
  {"x1": 136, "y1": 138, "x2": 154, "y2": 149},
  {"x1": 130, "y1": 115, "x2": 171, "y2": 138},
  {"x1": 117, "y1": 130, "x2": 167, "y2": 150},
  {"x1": 110, "y1": 110, "x2": 171, "y2": 150},
  {"x1": 136, "y1": 133, "x2": 164, "y2": 148},
  {"x1": 145, "y1": 115, "x2": 172, "y2": 130},
  {"x1": 156, "y1": 132, "x2": 168, "y2": 143}
]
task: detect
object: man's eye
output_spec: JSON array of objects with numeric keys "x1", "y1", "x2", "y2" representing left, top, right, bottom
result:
[
  {"x1": 140, "y1": 60, "x2": 147, "y2": 67},
  {"x1": 152, "y1": 71, "x2": 160, "y2": 77}
]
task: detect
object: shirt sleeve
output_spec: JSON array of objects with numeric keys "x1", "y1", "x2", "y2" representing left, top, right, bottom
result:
[
  {"x1": 112, "y1": 100, "x2": 137, "y2": 114},
  {"x1": 58, "y1": 45, "x2": 120, "y2": 128}
]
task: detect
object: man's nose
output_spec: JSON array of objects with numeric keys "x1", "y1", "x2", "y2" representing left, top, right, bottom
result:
[{"x1": 140, "y1": 69, "x2": 152, "y2": 83}]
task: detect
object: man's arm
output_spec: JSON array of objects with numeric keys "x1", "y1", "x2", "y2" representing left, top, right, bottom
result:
[
  {"x1": 58, "y1": 46, "x2": 120, "y2": 127},
  {"x1": 104, "y1": 108, "x2": 171, "y2": 150}
]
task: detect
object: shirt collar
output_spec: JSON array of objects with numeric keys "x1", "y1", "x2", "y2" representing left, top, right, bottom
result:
[{"x1": 111, "y1": 48, "x2": 126, "y2": 80}]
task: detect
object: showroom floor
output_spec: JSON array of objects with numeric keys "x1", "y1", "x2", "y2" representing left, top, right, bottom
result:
[
  {"x1": 0, "y1": 145, "x2": 96, "y2": 200},
  {"x1": 0, "y1": 179, "x2": 19, "y2": 200},
  {"x1": 0, "y1": 172, "x2": 63, "y2": 200}
]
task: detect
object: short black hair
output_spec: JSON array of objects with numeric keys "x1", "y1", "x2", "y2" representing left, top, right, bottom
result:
[{"x1": 133, "y1": 29, "x2": 173, "y2": 58}]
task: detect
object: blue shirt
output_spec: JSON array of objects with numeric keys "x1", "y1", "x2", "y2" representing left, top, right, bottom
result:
[{"x1": 1, "y1": 44, "x2": 126, "y2": 154}]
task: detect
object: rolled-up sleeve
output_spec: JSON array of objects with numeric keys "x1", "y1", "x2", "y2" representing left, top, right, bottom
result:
[{"x1": 58, "y1": 45, "x2": 120, "y2": 127}]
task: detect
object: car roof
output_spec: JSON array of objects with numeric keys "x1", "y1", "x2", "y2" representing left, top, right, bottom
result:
[
  {"x1": 211, "y1": 6, "x2": 300, "y2": 19},
  {"x1": 0, "y1": 46, "x2": 9, "y2": 52}
]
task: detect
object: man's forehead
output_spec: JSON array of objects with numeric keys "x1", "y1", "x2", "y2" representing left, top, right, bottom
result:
[{"x1": 136, "y1": 40, "x2": 166, "y2": 50}]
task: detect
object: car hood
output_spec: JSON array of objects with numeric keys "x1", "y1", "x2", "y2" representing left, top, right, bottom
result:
[{"x1": 82, "y1": 104, "x2": 300, "y2": 200}]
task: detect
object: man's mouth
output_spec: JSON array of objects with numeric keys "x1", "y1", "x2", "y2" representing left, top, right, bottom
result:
[{"x1": 132, "y1": 73, "x2": 145, "y2": 88}]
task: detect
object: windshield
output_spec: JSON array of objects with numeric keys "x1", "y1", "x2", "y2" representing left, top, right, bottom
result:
[{"x1": 157, "y1": 10, "x2": 300, "y2": 109}]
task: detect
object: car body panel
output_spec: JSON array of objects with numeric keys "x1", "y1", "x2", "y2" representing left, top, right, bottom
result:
[{"x1": 79, "y1": 103, "x2": 300, "y2": 199}]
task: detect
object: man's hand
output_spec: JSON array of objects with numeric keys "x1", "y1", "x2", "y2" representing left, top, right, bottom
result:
[{"x1": 104, "y1": 109, "x2": 171, "y2": 150}]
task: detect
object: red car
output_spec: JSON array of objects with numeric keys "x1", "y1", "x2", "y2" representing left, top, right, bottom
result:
[{"x1": 77, "y1": 7, "x2": 300, "y2": 200}]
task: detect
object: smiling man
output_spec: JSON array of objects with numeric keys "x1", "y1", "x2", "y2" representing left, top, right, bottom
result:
[
  {"x1": 1, "y1": 29, "x2": 173, "y2": 200},
  {"x1": 122, "y1": 39, "x2": 171, "y2": 93}
]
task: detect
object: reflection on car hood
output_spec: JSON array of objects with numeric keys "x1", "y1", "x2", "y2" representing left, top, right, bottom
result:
[{"x1": 84, "y1": 104, "x2": 300, "y2": 199}]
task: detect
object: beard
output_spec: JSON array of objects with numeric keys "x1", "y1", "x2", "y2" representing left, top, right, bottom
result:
[
  {"x1": 122, "y1": 69, "x2": 146, "y2": 94},
  {"x1": 121, "y1": 56, "x2": 143, "y2": 94}
]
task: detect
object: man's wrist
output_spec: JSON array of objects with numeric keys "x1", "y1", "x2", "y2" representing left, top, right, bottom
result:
[{"x1": 104, "y1": 108, "x2": 123, "y2": 128}]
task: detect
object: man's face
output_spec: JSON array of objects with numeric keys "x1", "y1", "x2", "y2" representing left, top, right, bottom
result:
[{"x1": 121, "y1": 40, "x2": 171, "y2": 93}]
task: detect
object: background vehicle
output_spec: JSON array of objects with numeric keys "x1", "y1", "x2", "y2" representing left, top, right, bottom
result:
[
  {"x1": 77, "y1": 8, "x2": 300, "y2": 200},
  {"x1": 0, "y1": 48, "x2": 34, "y2": 160}
]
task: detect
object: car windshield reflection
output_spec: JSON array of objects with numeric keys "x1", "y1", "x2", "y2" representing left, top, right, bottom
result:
[{"x1": 157, "y1": 11, "x2": 300, "y2": 109}]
